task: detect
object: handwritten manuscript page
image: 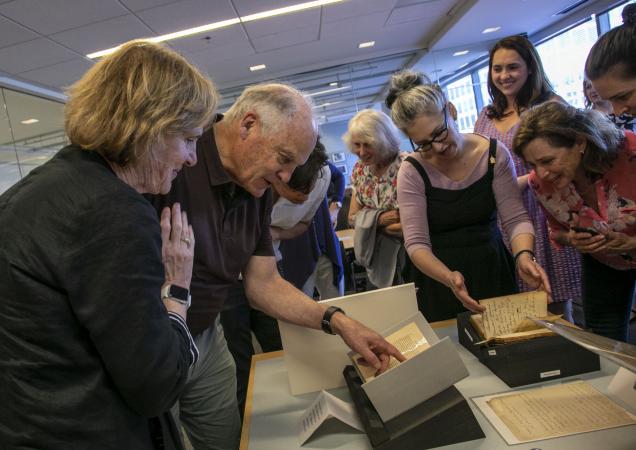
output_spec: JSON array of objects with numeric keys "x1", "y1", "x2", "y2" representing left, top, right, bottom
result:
[{"x1": 479, "y1": 381, "x2": 636, "y2": 444}]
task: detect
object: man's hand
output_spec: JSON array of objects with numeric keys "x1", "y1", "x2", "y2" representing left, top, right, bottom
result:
[{"x1": 330, "y1": 313, "x2": 405, "y2": 374}]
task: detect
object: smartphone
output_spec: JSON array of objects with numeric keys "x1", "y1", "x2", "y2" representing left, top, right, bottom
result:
[{"x1": 571, "y1": 226, "x2": 599, "y2": 235}]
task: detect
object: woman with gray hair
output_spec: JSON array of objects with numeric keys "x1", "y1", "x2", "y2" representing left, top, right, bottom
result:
[
  {"x1": 387, "y1": 70, "x2": 550, "y2": 321},
  {"x1": 513, "y1": 101, "x2": 636, "y2": 342},
  {"x1": 343, "y1": 109, "x2": 406, "y2": 287},
  {"x1": 344, "y1": 109, "x2": 404, "y2": 235}
]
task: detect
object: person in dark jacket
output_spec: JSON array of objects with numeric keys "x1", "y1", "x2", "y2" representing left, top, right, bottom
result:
[{"x1": 0, "y1": 40, "x2": 217, "y2": 449}]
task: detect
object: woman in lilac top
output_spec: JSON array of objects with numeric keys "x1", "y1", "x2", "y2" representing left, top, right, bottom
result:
[
  {"x1": 387, "y1": 70, "x2": 551, "y2": 321},
  {"x1": 473, "y1": 35, "x2": 582, "y2": 306}
]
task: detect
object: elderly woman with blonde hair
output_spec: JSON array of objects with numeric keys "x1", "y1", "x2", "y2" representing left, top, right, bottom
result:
[
  {"x1": 343, "y1": 109, "x2": 406, "y2": 287},
  {"x1": 0, "y1": 41, "x2": 217, "y2": 449}
]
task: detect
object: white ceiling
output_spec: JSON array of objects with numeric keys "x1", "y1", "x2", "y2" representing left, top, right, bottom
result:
[{"x1": 0, "y1": 0, "x2": 622, "y2": 129}]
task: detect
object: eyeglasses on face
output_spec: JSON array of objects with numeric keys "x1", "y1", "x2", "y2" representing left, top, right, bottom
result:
[{"x1": 409, "y1": 105, "x2": 449, "y2": 152}]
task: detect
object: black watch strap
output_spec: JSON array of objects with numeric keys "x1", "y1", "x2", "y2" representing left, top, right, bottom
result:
[{"x1": 321, "y1": 306, "x2": 345, "y2": 335}]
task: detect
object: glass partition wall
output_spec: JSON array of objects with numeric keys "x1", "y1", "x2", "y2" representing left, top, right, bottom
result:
[{"x1": 0, "y1": 88, "x2": 67, "y2": 194}]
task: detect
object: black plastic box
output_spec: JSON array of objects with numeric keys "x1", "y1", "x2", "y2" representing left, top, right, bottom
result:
[
  {"x1": 457, "y1": 311, "x2": 601, "y2": 387},
  {"x1": 343, "y1": 365, "x2": 484, "y2": 450}
]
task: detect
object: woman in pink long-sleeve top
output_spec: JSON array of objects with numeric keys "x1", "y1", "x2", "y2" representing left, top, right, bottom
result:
[
  {"x1": 473, "y1": 35, "x2": 581, "y2": 306},
  {"x1": 386, "y1": 70, "x2": 551, "y2": 321}
]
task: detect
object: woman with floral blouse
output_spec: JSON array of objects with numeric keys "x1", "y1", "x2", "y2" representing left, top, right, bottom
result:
[
  {"x1": 344, "y1": 109, "x2": 406, "y2": 286},
  {"x1": 514, "y1": 101, "x2": 636, "y2": 342}
]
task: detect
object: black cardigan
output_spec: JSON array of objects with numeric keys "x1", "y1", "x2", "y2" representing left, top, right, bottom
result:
[{"x1": 0, "y1": 146, "x2": 191, "y2": 449}]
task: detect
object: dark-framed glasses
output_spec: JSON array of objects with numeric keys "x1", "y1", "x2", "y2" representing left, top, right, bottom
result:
[{"x1": 409, "y1": 105, "x2": 449, "y2": 152}]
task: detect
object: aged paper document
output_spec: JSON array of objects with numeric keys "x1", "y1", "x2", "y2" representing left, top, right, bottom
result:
[
  {"x1": 350, "y1": 321, "x2": 430, "y2": 382},
  {"x1": 475, "y1": 381, "x2": 636, "y2": 444},
  {"x1": 480, "y1": 291, "x2": 548, "y2": 339}
]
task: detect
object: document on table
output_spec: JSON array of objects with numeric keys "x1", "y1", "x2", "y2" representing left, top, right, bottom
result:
[
  {"x1": 349, "y1": 321, "x2": 430, "y2": 382},
  {"x1": 473, "y1": 380, "x2": 636, "y2": 444},
  {"x1": 480, "y1": 291, "x2": 547, "y2": 339}
]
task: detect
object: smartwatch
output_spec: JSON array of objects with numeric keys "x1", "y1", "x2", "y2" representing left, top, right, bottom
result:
[
  {"x1": 161, "y1": 284, "x2": 191, "y2": 309},
  {"x1": 321, "y1": 306, "x2": 345, "y2": 335}
]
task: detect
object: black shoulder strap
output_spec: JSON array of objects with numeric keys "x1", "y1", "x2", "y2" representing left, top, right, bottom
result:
[
  {"x1": 487, "y1": 138, "x2": 497, "y2": 177},
  {"x1": 405, "y1": 156, "x2": 433, "y2": 190}
]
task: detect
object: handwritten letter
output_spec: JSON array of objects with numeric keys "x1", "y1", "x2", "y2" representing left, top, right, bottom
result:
[
  {"x1": 486, "y1": 381, "x2": 636, "y2": 443},
  {"x1": 480, "y1": 291, "x2": 548, "y2": 339},
  {"x1": 350, "y1": 321, "x2": 430, "y2": 382}
]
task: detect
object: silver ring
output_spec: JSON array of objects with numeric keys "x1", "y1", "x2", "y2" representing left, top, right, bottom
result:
[{"x1": 180, "y1": 237, "x2": 191, "y2": 247}]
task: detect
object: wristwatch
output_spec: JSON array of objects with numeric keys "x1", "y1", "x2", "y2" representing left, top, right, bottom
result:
[
  {"x1": 321, "y1": 306, "x2": 345, "y2": 335},
  {"x1": 161, "y1": 284, "x2": 191, "y2": 309}
]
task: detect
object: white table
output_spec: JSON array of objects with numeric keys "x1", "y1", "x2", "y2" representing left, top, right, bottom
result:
[{"x1": 240, "y1": 320, "x2": 636, "y2": 450}]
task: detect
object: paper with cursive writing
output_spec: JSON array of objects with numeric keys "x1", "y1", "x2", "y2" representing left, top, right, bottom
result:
[
  {"x1": 350, "y1": 321, "x2": 430, "y2": 382},
  {"x1": 480, "y1": 291, "x2": 547, "y2": 340},
  {"x1": 474, "y1": 381, "x2": 636, "y2": 444}
]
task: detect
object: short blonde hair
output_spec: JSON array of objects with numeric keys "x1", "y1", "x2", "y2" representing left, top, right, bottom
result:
[
  {"x1": 342, "y1": 109, "x2": 400, "y2": 159},
  {"x1": 65, "y1": 40, "x2": 218, "y2": 166}
]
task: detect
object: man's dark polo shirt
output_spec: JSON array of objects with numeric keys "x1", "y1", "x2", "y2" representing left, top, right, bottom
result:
[{"x1": 149, "y1": 118, "x2": 274, "y2": 336}]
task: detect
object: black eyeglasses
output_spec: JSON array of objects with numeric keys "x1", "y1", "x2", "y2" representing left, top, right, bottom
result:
[{"x1": 409, "y1": 106, "x2": 449, "y2": 152}]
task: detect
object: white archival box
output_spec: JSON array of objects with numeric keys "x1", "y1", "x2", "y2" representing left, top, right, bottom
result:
[
  {"x1": 358, "y1": 312, "x2": 469, "y2": 422},
  {"x1": 278, "y1": 284, "x2": 418, "y2": 395}
]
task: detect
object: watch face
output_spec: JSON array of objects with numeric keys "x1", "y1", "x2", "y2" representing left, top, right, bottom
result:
[{"x1": 167, "y1": 284, "x2": 189, "y2": 302}]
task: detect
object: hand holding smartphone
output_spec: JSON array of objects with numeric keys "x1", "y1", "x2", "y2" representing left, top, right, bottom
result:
[{"x1": 571, "y1": 226, "x2": 599, "y2": 236}]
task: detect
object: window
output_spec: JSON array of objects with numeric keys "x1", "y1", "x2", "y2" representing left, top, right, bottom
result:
[
  {"x1": 536, "y1": 19, "x2": 598, "y2": 108},
  {"x1": 445, "y1": 75, "x2": 478, "y2": 132},
  {"x1": 0, "y1": 89, "x2": 67, "y2": 194},
  {"x1": 477, "y1": 66, "x2": 490, "y2": 109}
]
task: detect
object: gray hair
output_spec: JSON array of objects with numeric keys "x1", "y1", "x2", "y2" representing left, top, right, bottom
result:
[
  {"x1": 224, "y1": 82, "x2": 315, "y2": 135},
  {"x1": 513, "y1": 101, "x2": 624, "y2": 177},
  {"x1": 386, "y1": 70, "x2": 446, "y2": 130},
  {"x1": 342, "y1": 109, "x2": 401, "y2": 159}
]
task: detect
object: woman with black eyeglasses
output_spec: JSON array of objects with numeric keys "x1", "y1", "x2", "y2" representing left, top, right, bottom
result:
[{"x1": 387, "y1": 70, "x2": 551, "y2": 321}]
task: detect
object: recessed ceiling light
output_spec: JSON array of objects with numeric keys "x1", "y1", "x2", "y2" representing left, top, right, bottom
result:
[
  {"x1": 250, "y1": 64, "x2": 267, "y2": 71},
  {"x1": 87, "y1": 0, "x2": 346, "y2": 58},
  {"x1": 21, "y1": 118, "x2": 39, "y2": 124},
  {"x1": 313, "y1": 101, "x2": 343, "y2": 108},
  {"x1": 358, "y1": 41, "x2": 375, "y2": 49},
  {"x1": 482, "y1": 26, "x2": 501, "y2": 34},
  {"x1": 329, "y1": 82, "x2": 338, "y2": 87},
  {"x1": 453, "y1": 50, "x2": 469, "y2": 56},
  {"x1": 307, "y1": 85, "x2": 350, "y2": 97}
]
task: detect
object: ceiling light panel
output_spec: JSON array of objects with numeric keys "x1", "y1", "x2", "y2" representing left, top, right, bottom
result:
[{"x1": 87, "y1": 0, "x2": 346, "y2": 58}]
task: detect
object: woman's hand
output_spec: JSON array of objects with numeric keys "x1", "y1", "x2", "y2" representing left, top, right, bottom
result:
[
  {"x1": 516, "y1": 253, "x2": 553, "y2": 302},
  {"x1": 383, "y1": 222, "x2": 403, "y2": 237},
  {"x1": 160, "y1": 203, "x2": 194, "y2": 288},
  {"x1": 598, "y1": 231, "x2": 636, "y2": 253},
  {"x1": 377, "y1": 210, "x2": 400, "y2": 227},
  {"x1": 446, "y1": 271, "x2": 485, "y2": 313},
  {"x1": 566, "y1": 229, "x2": 607, "y2": 253}
]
